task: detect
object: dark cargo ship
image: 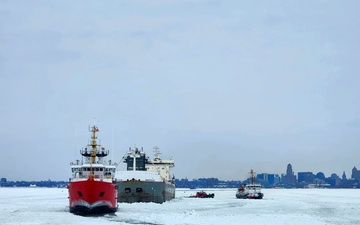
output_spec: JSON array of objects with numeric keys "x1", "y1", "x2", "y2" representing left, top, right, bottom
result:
[{"x1": 115, "y1": 146, "x2": 175, "y2": 203}]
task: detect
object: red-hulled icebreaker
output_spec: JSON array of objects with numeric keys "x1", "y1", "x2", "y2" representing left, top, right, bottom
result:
[{"x1": 67, "y1": 125, "x2": 118, "y2": 214}]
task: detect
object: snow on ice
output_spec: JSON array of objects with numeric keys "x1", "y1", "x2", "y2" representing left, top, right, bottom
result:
[{"x1": 0, "y1": 188, "x2": 360, "y2": 225}]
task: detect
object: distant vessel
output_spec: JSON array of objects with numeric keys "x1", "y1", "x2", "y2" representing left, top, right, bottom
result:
[
  {"x1": 189, "y1": 191, "x2": 215, "y2": 198},
  {"x1": 115, "y1": 145, "x2": 175, "y2": 203},
  {"x1": 236, "y1": 169, "x2": 264, "y2": 199},
  {"x1": 67, "y1": 126, "x2": 118, "y2": 214}
]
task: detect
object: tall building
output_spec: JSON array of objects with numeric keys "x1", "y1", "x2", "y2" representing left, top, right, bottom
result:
[
  {"x1": 269, "y1": 174, "x2": 281, "y2": 184},
  {"x1": 315, "y1": 172, "x2": 325, "y2": 180},
  {"x1": 257, "y1": 173, "x2": 268, "y2": 181},
  {"x1": 342, "y1": 171, "x2": 347, "y2": 180},
  {"x1": 328, "y1": 173, "x2": 341, "y2": 188},
  {"x1": 351, "y1": 166, "x2": 360, "y2": 180},
  {"x1": 298, "y1": 172, "x2": 315, "y2": 183},
  {"x1": 283, "y1": 163, "x2": 297, "y2": 185}
]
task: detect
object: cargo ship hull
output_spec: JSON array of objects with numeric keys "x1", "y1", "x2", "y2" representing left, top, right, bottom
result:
[
  {"x1": 117, "y1": 180, "x2": 175, "y2": 203},
  {"x1": 68, "y1": 177, "x2": 118, "y2": 214}
]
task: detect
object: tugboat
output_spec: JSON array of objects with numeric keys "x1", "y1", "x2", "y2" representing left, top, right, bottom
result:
[
  {"x1": 115, "y1": 145, "x2": 175, "y2": 203},
  {"x1": 189, "y1": 191, "x2": 215, "y2": 198},
  {"x1": 236, "y1": 169, "x2": 264, "y2": 199},
  {"x1": 67, "y1": 126, "x2": 118, "y2": 214}
]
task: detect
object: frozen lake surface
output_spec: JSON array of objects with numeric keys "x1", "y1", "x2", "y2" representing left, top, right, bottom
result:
[{"x1": 1, "y1": 187, "x2": 360, "y2": 225}]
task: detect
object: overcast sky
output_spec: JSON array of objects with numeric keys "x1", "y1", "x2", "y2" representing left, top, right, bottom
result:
[{"x1": 1, "y1": 0, "x2": 360, "y2": 181}]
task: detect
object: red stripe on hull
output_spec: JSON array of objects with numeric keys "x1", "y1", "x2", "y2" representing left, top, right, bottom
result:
[{"x1": 68, "y1": 177, "x2": 118, "y2": 214}]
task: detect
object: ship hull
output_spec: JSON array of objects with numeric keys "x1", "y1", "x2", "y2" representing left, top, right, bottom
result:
[
  {"x1": 68, "y1": 177, "x2": 118, "y2": 214},
  {"x1": 236, "y1": 192, "x2": 264, "y2": 199},
  {"x1": 117, "y1": 180, "x2": 175, "y2": 203}
]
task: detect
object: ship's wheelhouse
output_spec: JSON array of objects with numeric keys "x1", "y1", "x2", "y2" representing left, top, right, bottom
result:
[{"x1": 71, "y1": 164, "x2": 116, "y2": 180}]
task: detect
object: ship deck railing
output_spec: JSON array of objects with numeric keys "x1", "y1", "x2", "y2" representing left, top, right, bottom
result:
[{"x1": 71, "y1": 174, "x2": 114, "y2": 180}]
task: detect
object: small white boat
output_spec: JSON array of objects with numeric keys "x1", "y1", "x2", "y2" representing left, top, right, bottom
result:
[{"x1": 236, "y1": 169, "x2": 264, "y2": 199}]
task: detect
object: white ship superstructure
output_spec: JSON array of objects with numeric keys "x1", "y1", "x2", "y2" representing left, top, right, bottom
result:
[
  {"x1": 236, "y1": 169, "x2": 264, "y2": 199},
  {"x1": 146, "y1": 146, "x2": 175, "y2": 181}
]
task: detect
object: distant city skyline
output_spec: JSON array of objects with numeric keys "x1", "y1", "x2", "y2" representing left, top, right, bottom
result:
[
  {"x1": 1, "y1": 1, "x2": 360, "y2": 181},
  {"x1": 2, "y1": 162, "x2": 360, "y2": 189},
  {"x1": 1, "y1": 162, "x2": 359, "y2": 183}
]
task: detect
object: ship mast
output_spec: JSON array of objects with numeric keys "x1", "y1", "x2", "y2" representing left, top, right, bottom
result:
[
  {"x1": 153, "y1": 145, "x2": 161, "y2": 160},
  {"x1": 132, "y1": 145, "x2": 137, "y2": 171},
  {"x1": 88, "y1": 126, "x2": 100, "y2": 164},
  {"x1": 250, "y1": 169, "x2": 256, "y2": 184}
]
